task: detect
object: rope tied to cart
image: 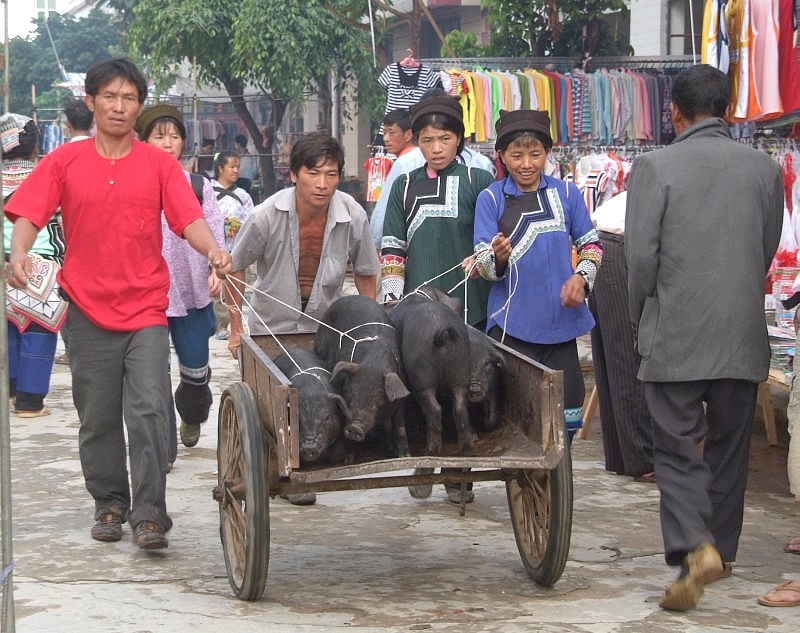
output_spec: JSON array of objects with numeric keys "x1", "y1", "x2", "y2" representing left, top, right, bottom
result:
[{"x1": 221, "y1": 276, "x2": 401, "y2": 375}]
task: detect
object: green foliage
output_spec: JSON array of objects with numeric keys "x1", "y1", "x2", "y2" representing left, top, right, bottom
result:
[
  {"x1": 6, "y1": 9, "x2": 125, "y2": 116},
  {"x1": 441, "y1": 31, "x2": 485, "y2": 59},
  {"x1": 126, "y1": 0, "x2": 380, "y2": 116},
  {"x1": 481, "y1": 0, "x2": 630, "y2": 57}
]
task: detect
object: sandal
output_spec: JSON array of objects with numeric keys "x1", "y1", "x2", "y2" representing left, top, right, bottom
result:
[
  {"x1": 757, "y1": 580, "x2": 800, "y2": 607},
  {"x1": 783, "y1": 537, "x2": 800, "y2": 554}
]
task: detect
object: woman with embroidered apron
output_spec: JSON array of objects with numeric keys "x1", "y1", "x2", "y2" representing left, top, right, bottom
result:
[
  {"x1": 2, "y1": 113, "x2": 66, "y2": 417},
  {"x1": 470, "y1": 109, "x2": 602, "y2": 443},
  {"x1": 380, "y1": 94, "x2": 494, "y2": 504}
]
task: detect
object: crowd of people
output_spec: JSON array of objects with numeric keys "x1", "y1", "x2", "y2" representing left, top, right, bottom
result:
[{"x1": 2, "y1": 57, "x2": 797, "y2": 609}]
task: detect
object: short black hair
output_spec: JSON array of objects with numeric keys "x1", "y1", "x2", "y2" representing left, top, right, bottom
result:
[
  {"x1": 382, "y1": 108, "x2": 411, "y2": 132},
  {"x1": 213, "y1": 150, "x2": 241, "y2": 179},
  {"x1": 234, "y1": 134, "x2": 247, "y2": 147},
  {"x1": 63, "y1": 98, "x2": 93, "y2": 131},
  {"x1": 1, "y1": 119, "x2": 38, "y2": 161},
  {"x1": 289, "y1": 132, "x2": 344, "y2": 176},
  {"x1": 671, "y1": 64, "x2": 731, "y2": 120},
  {"x1": 84, "y1": 57, "x2": 148, "y2": 104}
]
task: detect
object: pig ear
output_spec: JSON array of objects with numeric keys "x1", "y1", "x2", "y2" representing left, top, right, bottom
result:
[
  {"x1": 328, "y1": 393, "x2": 351, "y2": 422},
  {"x1": 384, "y1": 372, "x2": 410, "y2": 401},
  {"x1": 331, "y1": 361, "x2": 359, "y2": 384}
]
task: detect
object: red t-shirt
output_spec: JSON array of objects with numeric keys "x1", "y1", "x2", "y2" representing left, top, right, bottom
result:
[{"x1": 5, "y1": 138, "x2": 203, "y2": 331}]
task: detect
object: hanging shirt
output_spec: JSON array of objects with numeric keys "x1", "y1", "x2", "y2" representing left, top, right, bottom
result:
[{"x1": 378, "y1": 63, "x2": 443, "y2": 117}]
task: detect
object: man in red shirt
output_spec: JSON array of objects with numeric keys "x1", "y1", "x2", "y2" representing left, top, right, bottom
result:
[{"x1": 5, "y1": 58, "x2": 231, "y2": 550}]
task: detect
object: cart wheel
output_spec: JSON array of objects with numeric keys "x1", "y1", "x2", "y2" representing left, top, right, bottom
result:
[
  {"x1": 506, "y1": 441, "x2": 573, "y2": 586},
  {"x1": 217, "y1": 382, "x2": 269, "y2": 600}
]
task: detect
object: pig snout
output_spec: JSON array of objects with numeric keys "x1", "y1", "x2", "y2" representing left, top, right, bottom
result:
[
  {"x1": 468, "y1": 382, "x2": 485, "y2": 402},
  {"x1": 344, "y1": 420, "x2": 367, "y2": 442},
  {"x1": 299, "y1": 443, "x2": 322, "y2": 464}
]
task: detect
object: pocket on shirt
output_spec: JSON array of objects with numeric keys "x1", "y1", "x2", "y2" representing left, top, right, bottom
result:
[{"x1": 118, "y1": 196, "x2": 161, "y2": 241}]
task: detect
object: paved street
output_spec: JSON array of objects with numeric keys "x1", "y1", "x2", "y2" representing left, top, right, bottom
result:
[{"x1": 4, "y1": 335, "x2": 799, "y2": 632}]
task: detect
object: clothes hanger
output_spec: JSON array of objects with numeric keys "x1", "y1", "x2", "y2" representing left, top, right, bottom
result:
[{"x1": 399, "y1": 49, "x2": 420, "y2": 68}]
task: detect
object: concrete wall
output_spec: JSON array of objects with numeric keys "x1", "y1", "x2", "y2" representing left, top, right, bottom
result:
[{"x1": 629, "y1": 0, "x2": 667, "y2": 55}]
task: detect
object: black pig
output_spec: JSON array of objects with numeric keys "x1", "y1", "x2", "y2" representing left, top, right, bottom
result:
[
  {"x1": 466, "y1": 328, "x2": 507, "y2": 431},
  {"x1": 391, "y1": 295, "x2": 476, "y2": 455},
  {"x1": 314, "y1": 295, "x2": 410, "y2": 455},
  {"x1": 274, "y1": 349, "x2": 350, "y2": 465}
]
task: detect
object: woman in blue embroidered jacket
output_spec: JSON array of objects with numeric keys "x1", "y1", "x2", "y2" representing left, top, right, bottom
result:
[{"x1": 470, "y1": 109, "x2": 602, "y2": 442}]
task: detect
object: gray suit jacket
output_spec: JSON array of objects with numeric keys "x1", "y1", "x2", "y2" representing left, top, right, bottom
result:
[{"x1": 625, "y1": 117, "x2": 783, "y2": 383}]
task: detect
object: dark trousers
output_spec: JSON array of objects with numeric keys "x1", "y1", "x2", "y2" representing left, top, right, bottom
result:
[
  {"x1": 645, "y1": 379, "x2": 756, "y2": 566},
  {"x1": 69, "y1": 304, "x2": 173, "y2": 530},
  {"x1": 588, "y1": 235, "x2": 654, "y2": 476},
  {"x1": 488, "y1": 327, "x2": 584, "y2": 441}
]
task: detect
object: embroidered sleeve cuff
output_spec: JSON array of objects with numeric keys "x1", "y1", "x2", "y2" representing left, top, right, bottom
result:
[
  {"x1": 380, "y1": 254, "x2": 406, "y2": 302},
  {"x1": 475, "y1": 242, "x2": 504, "y2": 281}
]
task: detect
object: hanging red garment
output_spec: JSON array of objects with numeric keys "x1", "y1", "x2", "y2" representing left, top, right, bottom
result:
[
  {"x1": 364, "y1": 154, "x2": 392, "y2": 203},
  {"x1": 782, "y1": 152, "x2": 796, "y2": 215},
  {"x1": 778, "y1": 0, "x2": 800, "y2": 114}
]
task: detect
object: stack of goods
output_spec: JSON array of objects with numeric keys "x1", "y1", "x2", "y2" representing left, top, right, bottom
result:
[{"x1": 770, "y1": 267, "x2": 799, "y2": 378}]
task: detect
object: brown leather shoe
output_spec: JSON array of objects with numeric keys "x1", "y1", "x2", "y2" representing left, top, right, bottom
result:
[
  {"x1": 133, "y1": 521, "x2": 168, "y2": 550},
  {"x1": 659, "y1": 542, "x2": 723, "y2": 611},
  {"x1": 91, "y1": 513, "x2": 123, "y2": 542},
  {"x1": 705, "y1": 561, "x2": 732, "y2": 584}
]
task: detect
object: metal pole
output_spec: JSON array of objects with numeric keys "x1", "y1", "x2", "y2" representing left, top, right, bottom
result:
[
  {"x1": 3, "y1": 0, "x2": 9, "y2": 112},
  {"x1": 0, "y1": 152, "x2": 17, "y2": 633}
]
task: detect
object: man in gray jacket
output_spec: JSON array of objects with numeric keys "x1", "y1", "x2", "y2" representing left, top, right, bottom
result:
[{"x1": 626, "y1": 64, "x2": 783, "y2": 612}]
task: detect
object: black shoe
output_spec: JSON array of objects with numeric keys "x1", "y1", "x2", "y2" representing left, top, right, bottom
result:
[
  {"x1": 279, "y1": 492, "x2": 317, "y2": 506},
  {"x1": 133, "y1": 521, "x2": 168, "y2": 550},
  {"x1": 445, "y1": 487, "x2": 475, "y2": 504},
  {"x1": 91, "y1": 512, "x2": 123, "y2": 542},
  {"x1": 180, "y1": 421, "x2": 201, "y2": 447}
]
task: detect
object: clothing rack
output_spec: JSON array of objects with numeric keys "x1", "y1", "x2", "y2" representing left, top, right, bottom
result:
[{"x1": 419, "y1": 55, "x2": 696, "y2": 72}]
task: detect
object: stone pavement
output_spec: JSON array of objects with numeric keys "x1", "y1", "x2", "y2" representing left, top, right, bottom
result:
[{"x1": 3, "y1": 335, "x2": 799, "y2": 632}]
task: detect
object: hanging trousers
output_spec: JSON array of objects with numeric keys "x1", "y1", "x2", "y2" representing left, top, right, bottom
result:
[{"x1": 588, "y1": 233, "x2": 654, "y2": 476}]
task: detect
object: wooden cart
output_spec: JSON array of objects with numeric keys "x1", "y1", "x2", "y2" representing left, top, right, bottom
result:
[{"x1": 214, "y1": 332, "x2": 572, "y2": 600}]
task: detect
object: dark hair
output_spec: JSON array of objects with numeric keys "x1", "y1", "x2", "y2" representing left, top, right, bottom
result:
[
  {"x1": 289, "y1": 132, "x2": 344, "y2": 176},
  {"x1": 497, "y1": 131, "x2": 553, "y2": 153},
  {"x1": 671, "y1": 64, "x2": 731, "y2": 120},
  {"x1": 1, "y1": 119, "x2": 39, "y2": 161},
  {"x1": 382, "y1": 108, "x2": 411, "y2": 132},
  {"x1": 410, "y1": 88, "x2": 465, "y2": 154},
  {"x1": 63, "y1": 98, "x2": 93, "y2": 131},
  {"x1": 234, "y1": 134, "x2": 247, "y2": 147},
  {"x1": 213, "y1": 149, "x2": 241, "y2": 179},
  {"x1": 145, "y1": 117, "x2": 187, "y2": 142},
  {"x1": 84, "y1": 57, "x2": 148, "y2": 104}
]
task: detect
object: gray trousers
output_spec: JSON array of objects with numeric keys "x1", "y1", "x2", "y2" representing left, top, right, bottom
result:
[
  {"x1": 645, "y1": 379, "x2": 756, "y2": 566},
  {"x1": 68, "y1": 304, "x2": 173, "y2": 531}
]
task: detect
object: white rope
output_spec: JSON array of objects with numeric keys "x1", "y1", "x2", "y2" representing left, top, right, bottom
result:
[{"x1": 223, "y1": 276, "x2": 398, "y2": 367}]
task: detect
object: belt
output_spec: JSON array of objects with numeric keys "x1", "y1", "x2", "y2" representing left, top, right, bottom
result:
[{"x1": 597, "y1": 230, "x2": 624, "y2": 243}]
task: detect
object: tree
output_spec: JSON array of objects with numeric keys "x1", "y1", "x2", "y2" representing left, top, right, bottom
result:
[
  {"x1": 481, "y1": 0, "x2": 630, "y2": 58},
  {"x1": 7, "y1": 9, "x2": 125, "y2": 116},
  {"x1": 122, "y1": 0, "x2": 382, "y2": 196}
]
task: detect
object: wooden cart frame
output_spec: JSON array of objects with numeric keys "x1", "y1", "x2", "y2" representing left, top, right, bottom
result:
[{"x1": 214, "y1": 332, "x2": 572, "y2": 600}]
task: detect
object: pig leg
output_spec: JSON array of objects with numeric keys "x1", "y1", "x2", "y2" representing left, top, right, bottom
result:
[
  {"x1": 452, "y1": 389, "x2": 477, "y2": 455},
  {"x1": 416, "y1": 390, "x2": 443, "y2": 455},
  {"x1": 391, "y1": 406, "x2": 410, "y2": 458}
]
